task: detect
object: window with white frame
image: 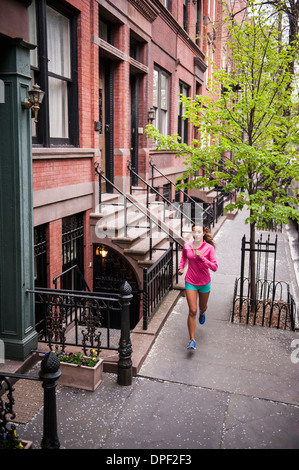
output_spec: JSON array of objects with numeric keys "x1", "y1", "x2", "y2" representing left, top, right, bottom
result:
[
  {"x1": 28, "y1": 0, "x2": 78, "y2": 146},
  {"x1": 47, "y1": 6, "x2": 71, "y2": 139},
  {"x1": 153, "y1": 66, "x2": 170, "y2": 136}
]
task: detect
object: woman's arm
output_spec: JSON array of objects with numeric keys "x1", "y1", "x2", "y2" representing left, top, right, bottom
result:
[
  {"x1": 178, "y1": 246, "x2": 187, "y2": 271},
  {"x1": 200, "y1": 246, "x2": 218, "y2": 272}
]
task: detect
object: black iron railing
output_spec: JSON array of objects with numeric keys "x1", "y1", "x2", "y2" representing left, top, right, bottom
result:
[
  {"x1": 0, "y1": 352, "x2": 60, "y2": 449},
  {"x1": 28, "y1": 286, "x2": 126, "y2": 353},
  {"x1": 95, "y1": 162, "x2": 184, "y2": 263},
  {"x1": 128, "y1": 161, "x2": 194, "y2": 238},
  {"x1": 232, "y1": 277, "x2": 296, "y2": 330},
  {"x1": 149, "y1": 159, "x2": 229, "y2": 229},
  {"x1": 143, "y1": 243, "x2": 174, "y2": 330},
  {"x1": 240, "y1": 234, "x2": 278, "y2": 287},
  {"x1": 232, "y1": 233, "x2": 296, "y2": 330},
  {"x1": 29, "y1": 281, "x2": 134, "y2": 383},
  {"x1": 53, "y1": 264, "x2": 91, "y2": 292}
]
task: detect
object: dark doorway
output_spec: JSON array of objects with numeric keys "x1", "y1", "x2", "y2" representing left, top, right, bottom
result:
[
  {"x1": 105, "y1": 62, "x2": 114, "y2": 192},
  {"x1": 93, "y1": 244, "x2": 140, "y2": 329},
  {"x1": 62, "y1": 213, "x2": 84, "y2": 290},
  {"x1": 34, "y1": 224, "x2": 48, "y2": 333},
  {"x1": 130, "y1": 73, "x2": 139, "y2": 186}
]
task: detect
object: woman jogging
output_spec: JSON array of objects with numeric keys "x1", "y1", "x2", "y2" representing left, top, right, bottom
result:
[{"x1": 178, "y1": 225, "x2": 217, "y2": 350}]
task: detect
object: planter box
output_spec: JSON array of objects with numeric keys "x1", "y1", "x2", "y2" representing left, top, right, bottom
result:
[
  {"x1": 22, "y1": 440, "x2": 33, "y2": 449},
  {"x1": 58, "y1": 358, "x2": 103, "y2": 391}
]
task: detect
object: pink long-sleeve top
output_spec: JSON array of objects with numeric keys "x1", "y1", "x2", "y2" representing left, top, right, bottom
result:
[{"x1": 179, "y1": 240, "x2": 218, "y2": 286}]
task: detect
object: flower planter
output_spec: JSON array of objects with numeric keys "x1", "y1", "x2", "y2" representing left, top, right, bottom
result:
[
  {"x1": 22, "y1": 440, "x2": 33, "y2": 449},
  {"x1": 58, "y1": 358, "x2": 103, "y2": 391}
]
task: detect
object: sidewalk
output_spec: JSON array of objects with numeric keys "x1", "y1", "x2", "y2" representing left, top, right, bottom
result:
[{"x1": 16, "y1": 211, "x2": 299, "y2": 449}]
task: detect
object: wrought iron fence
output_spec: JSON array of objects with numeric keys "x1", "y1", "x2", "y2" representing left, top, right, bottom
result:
[
  {"x1": 143, "y1": 243, "x2": 173, "y2": 330},
  {"x1": 231, "y1": 233, "x2": 296, "y2": 330},
  {"x1": 232, "y1": 277, "x2": 296, "y2": 330},
  {"x1": 27, "y1": 287, "x2": 125, "y2": 353},
  {"x1": 0, "y1": 352, "x2": 60, "y2": 449},
  {"x1": 240, "y1": 233, "x2": 278, "y2": 286}
]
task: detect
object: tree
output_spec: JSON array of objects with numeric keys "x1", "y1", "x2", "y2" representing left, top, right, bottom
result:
[{"x1": 146, "y1": 3, "x2": 299, "y2": 309}]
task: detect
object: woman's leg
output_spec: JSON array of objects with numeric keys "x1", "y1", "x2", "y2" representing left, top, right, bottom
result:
[
  {"x1": 198, "y1": 291, "x2": 210, "y2": 319},
  {"x1": 185, "y1": 289, "x2": 198, "y2": 340}
]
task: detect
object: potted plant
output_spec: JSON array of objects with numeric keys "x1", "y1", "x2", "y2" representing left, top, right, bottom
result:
[
  {"x1": 0, "y1": 426, "x2": 32, "y2": 449},
  {"x1": 54, "y1": 349, "x2": 103, "y2": 391}
]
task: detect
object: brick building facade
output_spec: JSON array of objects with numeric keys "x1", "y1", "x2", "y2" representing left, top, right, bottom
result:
[
  {"x1": 0, "y1": 0, "x2": 236, "y2": 345},
  {"x1": 29, "y1": 0, "x2": 227, "y2": 296}
]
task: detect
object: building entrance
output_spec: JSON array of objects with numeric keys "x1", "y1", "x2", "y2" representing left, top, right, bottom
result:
[{"x1": 93, "y1": 244, "x2": 140, "y2": 329}]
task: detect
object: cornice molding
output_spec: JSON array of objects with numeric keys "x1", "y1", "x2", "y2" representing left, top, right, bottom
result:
[
  {"x1": 194, "y1": 56, "x2": 208, "y2": 73},
  {"x1": 128, "y1": 0, "x2": 160, "y2": 23}
]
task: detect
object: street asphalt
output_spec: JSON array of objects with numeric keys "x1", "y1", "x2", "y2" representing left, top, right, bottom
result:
[{"x1": 17, "y1": 209, "x2": 299, "y2": 452}]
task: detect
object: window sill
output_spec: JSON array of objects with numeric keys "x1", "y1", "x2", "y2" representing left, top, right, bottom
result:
[{"x1": 32, "y1": 147, "x2": 101, "y2": 160}]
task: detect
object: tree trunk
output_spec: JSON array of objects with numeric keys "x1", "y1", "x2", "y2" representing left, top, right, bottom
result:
[{"x1": 249, "y1": 219, "x2": 256, "y2": 313}]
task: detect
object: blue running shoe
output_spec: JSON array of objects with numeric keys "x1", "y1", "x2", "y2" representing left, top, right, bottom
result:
[
  {"x1": 187, "y1": 339, "x2": 196, "y2": 350},
  {"x1": 199, "y1": 313, "x2": 206, "y2": 324}
]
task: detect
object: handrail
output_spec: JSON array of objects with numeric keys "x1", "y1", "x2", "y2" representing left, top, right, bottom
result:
[
  {"x1": 150, "y1": 158, "x2": 203, "y2": 211},
  {"x1": 95, "y1": 162, "x2": 184, "y2": 254},
  {"x1": 149, "y1": 159, "x2": 215, "y2": 228},
  {"x1": 128, "y1": 161, "x2": 194, "y2": 236},
  {"x1": 53, "y1": 264, "x2": 91, "y2": 291},
  {"x1": 26, "y1": 286, "x2": 118, "y2": 301},
  {"x1": 143, "y1": 243, "x2": 173, "y2": 330}
]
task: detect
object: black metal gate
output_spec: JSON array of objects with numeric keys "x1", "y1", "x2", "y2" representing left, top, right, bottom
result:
[
  {"x1": 34, "y1": 224, "x2": 48, "y2": 333},
  {"x1": 62, "y1": 213, "x2": 84, "y2": 291},
  {"x1": 232, "y1": 233, "x2": 296, "y2": 330}
]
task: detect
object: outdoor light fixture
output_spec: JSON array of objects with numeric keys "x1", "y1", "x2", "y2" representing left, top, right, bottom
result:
[
  {"x1": 147, "y1": 107, "x2": 155, "y2": 123},
  {"x1": 95, "y1": 246, "x2": 108, "y2": 258},
  {"x1": 23, "y1": 84, "x2": 45, "y2": 123}
]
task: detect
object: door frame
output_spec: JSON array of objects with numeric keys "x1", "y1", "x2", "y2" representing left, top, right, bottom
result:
[{"x1": 130, "y1": 73, "x2": 139, "y2": 186}]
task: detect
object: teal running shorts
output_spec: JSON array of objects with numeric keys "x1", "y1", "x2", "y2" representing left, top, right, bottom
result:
[{"x1": 185, "y1": 281, "x2": 211, "y2": 293}]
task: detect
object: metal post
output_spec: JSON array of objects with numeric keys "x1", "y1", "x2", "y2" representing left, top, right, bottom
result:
[
  {"x1": 118, "y1": 281, "x2": 133, "y2": 386},
  {"x1": 239, "y1": 235, "x2": 245, "y2": 316},
  {"x1": 143, "y1": 268, "x2": 148, "y2": 330},
  {"x1": 169, "y1": 242, "x2": 173, "y2": 290},
  {"x1": 149, "y1": 218, "x2": 153, "y2": 260},
  {"x1": 175, "y1": 242, "x2": 179, "y2": 285},
  {"x1": 39, "y1": 351, "x2": 61, "y2": 449},
  {"x1": 124, "y1": 196, "x2": 127, "y2": 238}
]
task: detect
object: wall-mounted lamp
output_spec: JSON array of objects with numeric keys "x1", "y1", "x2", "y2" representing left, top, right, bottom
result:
[
  {"x1": 95, "y1": 245, "x2": 108, "y2": 258},
  {"x1": 22, "y1": 84, "x2": 45, "y2": 123},
  {"x1": 147, "y1": 107, "x2": 155, "y2": 124}
]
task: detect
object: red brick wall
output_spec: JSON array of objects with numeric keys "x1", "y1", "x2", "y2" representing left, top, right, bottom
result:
[
  {"x1": 47, "y1": 219, "x2": 62, "y2": 288},
  {"x1": 77, "y1": 0, "x2": 99, "y2": 149},
  {"x1": 32, "y1": 0, "x2": 228, "y2": 293},
  {"x1": 33, "y1": 158, "x2": 93, "y2": 192},
  {"x1": 33, "y1": 0, "x2": 99, "y2": 289}
]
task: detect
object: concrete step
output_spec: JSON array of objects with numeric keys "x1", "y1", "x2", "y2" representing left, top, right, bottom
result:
[{"x1": 91, "y1": 190, "x2": 192, "y2": 266}]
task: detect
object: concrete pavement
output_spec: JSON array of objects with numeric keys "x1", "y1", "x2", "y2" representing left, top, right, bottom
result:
[{"x1": 16, "y1": 210, "x2": 299, "y2": 449}]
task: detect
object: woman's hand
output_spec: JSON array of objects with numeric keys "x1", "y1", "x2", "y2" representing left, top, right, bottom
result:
[{"x1": 178, "y1": 268, "x2": 184, "y2": 275}]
